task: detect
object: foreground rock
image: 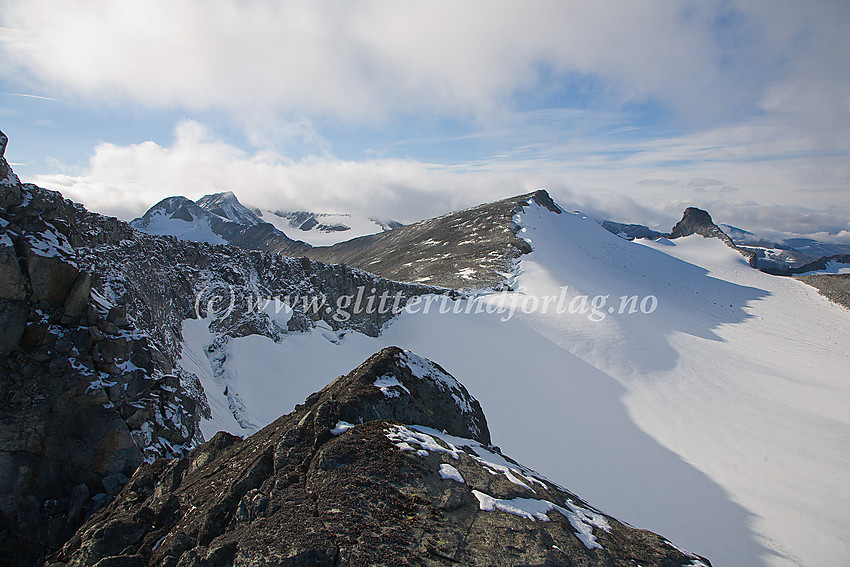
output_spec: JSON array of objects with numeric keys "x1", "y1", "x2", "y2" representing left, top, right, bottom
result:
[
  {"x1": 0, "y1": 131, "x2": 155, "y2": 566},
  {"x1": 48, "y1": 347, "x2": 710, "y2": 567}
]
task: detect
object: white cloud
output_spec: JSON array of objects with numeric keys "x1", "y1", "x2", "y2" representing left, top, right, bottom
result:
[
  {"x1": 31, "y1": 120, "x2": 850, "y2": 245},
  {"x1": 32, "y1": 120, "x2": 513, "y2": 221},
  {"x1": 2, "y1": 0, "x2": 845, "y2": 128}
]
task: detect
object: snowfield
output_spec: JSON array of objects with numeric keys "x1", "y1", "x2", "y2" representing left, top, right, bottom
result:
[
  {"x1": 179, "y1": 200, "x2": 850, "y2": 567},
  {"x1": 133, "y1": 207, "x2": 228, "y2": 245}
]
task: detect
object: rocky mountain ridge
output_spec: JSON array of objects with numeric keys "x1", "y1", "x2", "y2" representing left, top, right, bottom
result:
[
  {"x1": 47, "y1": 347, "x2": 710, "y2": 567},
  {"x1": 302, "y1": 190, "x2": 563, "y2": 290}
]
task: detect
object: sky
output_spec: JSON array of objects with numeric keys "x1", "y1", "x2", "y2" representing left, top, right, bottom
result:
[{"x1": 1, "y1": 0, "x2": 849, "y2": 243}]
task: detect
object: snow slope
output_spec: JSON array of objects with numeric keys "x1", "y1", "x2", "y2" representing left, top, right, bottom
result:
[
  {"x1": 178, "y1": 199, "x2": 850, "y2": 567},
  {"x1": 132, "y1": 207, "x2": 228, "y2": 245},
  {"x1": 257, "y1": 210, "x2": 398, "y2": 246}
]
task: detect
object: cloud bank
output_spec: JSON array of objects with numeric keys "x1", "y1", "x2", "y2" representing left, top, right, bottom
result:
[
  {"x1": 33, "y1": 121, "x2": 850, "y2": 244},
  {"x1": 2, "y1": 1, "x2": 848, "y2": 128}
]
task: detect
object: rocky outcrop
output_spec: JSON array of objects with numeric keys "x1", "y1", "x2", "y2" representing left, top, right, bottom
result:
[
  {"x1": 668, "y1": 207, "x2": 757, "y2": 267},
  {"x1": 0, "y1": 132, "x2": 150, "y2": 565},
  {"x1": 0, "y1": 131, "x2": 22, "y2": 196},
  {"x1": 47, "y1": 347, "x2": 710, "y2": 567}
]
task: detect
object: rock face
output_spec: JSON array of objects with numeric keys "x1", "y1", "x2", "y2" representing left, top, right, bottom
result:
[
  {"x1": 0, "y1": 132, "x2": 145, "y2": 565},
  {"x1": 0, "y1": 131, "x2": 450, "y2": 566},
  {"x1": 47, "y1": 347, "x2": 710, "y2": 567}
]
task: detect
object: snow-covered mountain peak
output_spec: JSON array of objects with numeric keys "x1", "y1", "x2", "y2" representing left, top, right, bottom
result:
[
  {"x1": 196, "y1": 191, "x2": 263, "y2": 226},
  {"x1": 130, "y1": 195, "x2": 233, "y2": 244},
  {"x1": 131, "y1": 191, "x2": 402, "y2": 249}
]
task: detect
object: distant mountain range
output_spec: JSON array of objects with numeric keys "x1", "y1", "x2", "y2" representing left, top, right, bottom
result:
[
  {"x1": 133, "y1": 189, "x2": 850, "y2": 279},
  {"x1": 130, "y1": 191, "x2": 403, "y2": 253}
]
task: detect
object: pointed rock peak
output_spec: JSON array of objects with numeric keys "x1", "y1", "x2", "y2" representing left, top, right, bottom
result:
[
  {"x1": 0, "y1": 129, "x2": 8, "y2": 157},
  {"x1": 305, "y1": 346, "x2": 490, "y2": 445},
  {"x1": 529, "y1": 189, "x2": 562, "y2": 214},
  {"x1": 196, "y1": 191, "x2": 261, "y2": 226},
  {"x1": 670, "y1": 206, "x2": 729, "y2": 240},
  {"x1": 208, "y1": 190, "x2": 236, "y2": 199},
  {"x1": 669, "y1": 206, "x2": 758, "y2": 267}
]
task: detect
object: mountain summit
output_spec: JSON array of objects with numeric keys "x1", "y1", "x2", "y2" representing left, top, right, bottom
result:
[{"x1": 195, "y1": 191, "x2": 263, "y2": 227}]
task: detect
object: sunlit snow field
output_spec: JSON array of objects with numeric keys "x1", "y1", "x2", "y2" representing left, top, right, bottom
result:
[{"x1": 180, "y1": 201, "x2": 850, "y2": 567}]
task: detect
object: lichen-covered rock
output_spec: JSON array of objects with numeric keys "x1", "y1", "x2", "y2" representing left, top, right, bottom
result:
[{"x1": 47, "y1": 348, "x2": 710, "y2": 567}]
